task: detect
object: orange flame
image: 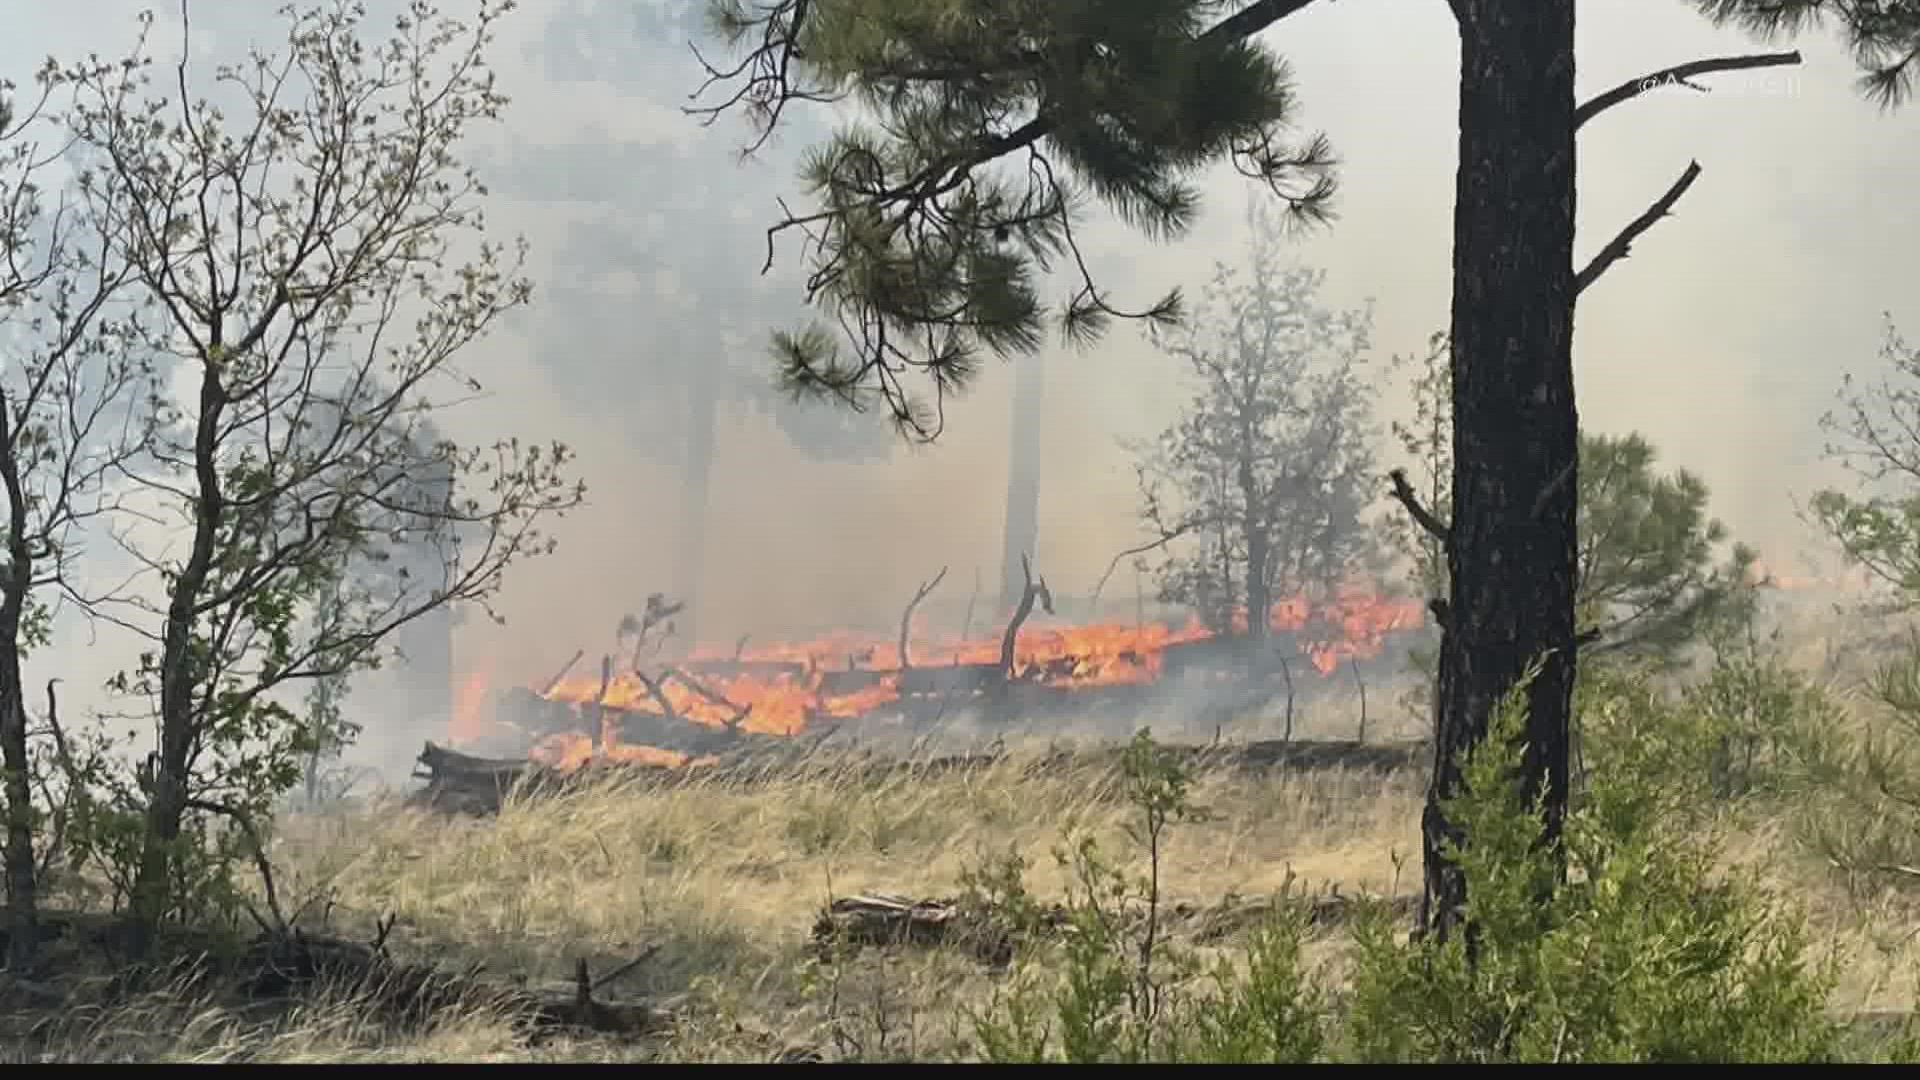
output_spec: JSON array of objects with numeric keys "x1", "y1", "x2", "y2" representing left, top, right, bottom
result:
[
  {"x1": 531, "y1": 588, "x2": 1426, "y2": 753},
  {"x1": 449, "y1": 664, "x2": 497, "y2": 745},
  {"x1": 529, "y1": 731, "x2": 721, "y2": 771}
]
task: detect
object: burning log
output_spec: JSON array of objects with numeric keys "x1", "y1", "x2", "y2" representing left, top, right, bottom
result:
[{"x1": 663, "y1": 665, "x2": 752, "y2": 728}]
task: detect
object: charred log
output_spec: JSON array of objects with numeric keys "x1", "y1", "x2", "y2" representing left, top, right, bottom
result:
[
  {"x1": 812, "y1": 887, "x2": 1420, "y2": 965},
  {"x1": 241, "y1": 926, "x2": 671, "y2": 1039},
  {"x1": 410, "y1": 737, "x2": 1426, "y2": 816}
]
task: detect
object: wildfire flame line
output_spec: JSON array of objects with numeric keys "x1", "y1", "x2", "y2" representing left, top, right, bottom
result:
[{"x1": 533, "y1": 591, "x2": 1425, "y2": 740}]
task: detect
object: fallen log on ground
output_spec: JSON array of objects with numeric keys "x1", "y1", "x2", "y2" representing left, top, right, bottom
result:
[
  {"x1": 242, "y1": 926, "x2": 672, "y2": 1040},
  {"x1": 812, "y1": 887, "x2": 1421, "y2": 964},
  {"x1": 409, "y1": 737, "x2": 1429, "y2": 816}
]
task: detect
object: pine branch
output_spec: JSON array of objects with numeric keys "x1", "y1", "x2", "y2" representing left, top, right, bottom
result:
[
  {"x1": 687, "y1": 0, "x2": 1330, "y2": 440},
  {"x1": 1575, "y1": 160, "x2": 1704, "y2": 297},
  {"x1": 1575, "y1": 51, "x2": 1803, "y2": 129}
]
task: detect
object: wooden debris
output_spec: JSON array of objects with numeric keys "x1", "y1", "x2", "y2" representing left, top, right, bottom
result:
[
  {"x1": 240, "y1": 926, "x2": 672, "y2": 1039},
  {"x1": 411, "y1": 738, "x2": 1428, "y2": 816},
  {"x1": 812, "y1": 887, "x2": 1421, "y2": 963}
]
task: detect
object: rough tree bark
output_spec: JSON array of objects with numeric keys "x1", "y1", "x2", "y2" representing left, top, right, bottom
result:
[
  {"x1": 128, "y1": 359, "x2": 231, "y2": 962},
  {"x1": 1423, "y1": 0, "x2": 1580, "y2": 941},
  {"x1": 0, "y1": 392, "x2": 37, "y2": 972}
]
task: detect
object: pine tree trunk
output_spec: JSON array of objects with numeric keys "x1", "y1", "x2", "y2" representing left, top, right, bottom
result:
[{"x1": 1423, "y1": 0, "x2": 1579, "y2": 941}]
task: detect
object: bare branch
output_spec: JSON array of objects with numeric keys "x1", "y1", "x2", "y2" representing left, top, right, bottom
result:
[
  {"x1": 1389, "y1": 468, "x2": 1450, "y2": 544},
  {"x1": 183, "y1": 796, "x2": 285, "y2": 933},
  {"x1": 662, "y1": 665, "x2": 751, "y2": 729},
  {"x1": 896, "y1": 565, "x2": 948, "y2": 672},
  {"x1": 1576, "y1": 160, "x2": 1704, "y2": 297},
  {"x1": 1575, "y1": 51, "x2": 1803, "y2": 129},
  {"x1": 688, "y1": 0, "x2": 1331, "y2": 441}
]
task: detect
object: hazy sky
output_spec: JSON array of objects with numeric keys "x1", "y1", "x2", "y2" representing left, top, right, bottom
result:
[{"x1": 5, "y1": 0, "x2": 1917, "y2": 710}]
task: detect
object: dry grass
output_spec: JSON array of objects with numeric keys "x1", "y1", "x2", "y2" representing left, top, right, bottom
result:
[{"x1": 18, "y1": 712, "x2": 1920, "y2": 1061}]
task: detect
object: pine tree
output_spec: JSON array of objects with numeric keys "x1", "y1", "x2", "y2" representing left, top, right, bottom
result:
[
  {"x1": 686, "y1": 0, "x2": 1920, "y2": 940},
  {"x1": 1390, "y1": 339, "x2": 1760, "y2": 738}
]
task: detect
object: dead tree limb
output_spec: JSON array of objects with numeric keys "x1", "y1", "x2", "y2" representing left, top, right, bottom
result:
[
  {"x1": 31, "y1": 680, "x2": 77, "y2": 883},
  {"x1": 1576, "y1": 160, "x2": 1703, "y2": 297},
  {"x1": 1278, "y1": 655, "x2": 1296, "y2": 743},
  {"x1": 1575, "y1": 51, "x2": 1802, "y2": 129},
  {"x1": 591, "y1": 943, "x2": 663, "y2": 993},
  {"x1": 591, "y1": 655, "x2": 613, "y2": 748},
  {"x1": 184, "y1": 797, "x2": 286, "y2": 934},
  {"x1": 664, "y1": 666, "x2": 752, "y2": 729},
  {"x1": 897, "y1": 565, "x2": 950, "y2": 672},
  {"x1": 630, "y1": 667, "x2": 681, "y2": 724},
  {"x1": 1388, "y1": 468, "x2": 1448, "y2": 543},
  {"x1": 1351, "y1": 657, "x2": 1368, "y2": 743},
  {"x1": 959, "y1": 567, "x2": 981, "y2": 644},
  {"x1": 540, "y1": 650, "x2": 585, "y2": 696},
  {"x1": 1000, "y1": 554, "x2": 1055, "y2": 681},
  {"x1": 1088, "y1": 528, "x2": 1192, "y2": 609}
]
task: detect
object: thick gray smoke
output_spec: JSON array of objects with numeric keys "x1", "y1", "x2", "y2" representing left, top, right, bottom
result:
[{"x1": 4, "y1": 0, "x2": 1916, "y2": 779}]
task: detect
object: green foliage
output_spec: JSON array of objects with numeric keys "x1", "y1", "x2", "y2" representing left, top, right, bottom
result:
[
  {"x1": 1388, "y1": 338, "x2": 1758, "y2": 724},
  {"x1": 967, "y1": 729, "x2": 1327, "y2": 1064},
  {"x1": 696, "y1": 0, "x2": 1336, "y2": 437},
  {"x1": 1691, "y1": 1, "x2": 1920, "y2": 109},
  {"x1": 1799, "y1": 318, "x2": 1920, "y2": 897},
  {"x1": 1794, "y1": 639, "x2": 1920, "y2": 899},
  {"x1": 36, "y1": 0, "x2": 585, "y2": 948},
  {"x1": 964, "y1": 684, "x2": 1841, "y2": 1063},
  {"x1": 1577, "y1": 431, "x2": 1761, "y2": 666},
  {"x1": 1130, "y1": 197, "x2": 1382, "y2": 635},
  {"x1": 1343, "y1": 666, "x2": 1843, "y2": 1064},
  {"x1": 1811, "y1": 321, "x2": 1920, "y2": 600}
]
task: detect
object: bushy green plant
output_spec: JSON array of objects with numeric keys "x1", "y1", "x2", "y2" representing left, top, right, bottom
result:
[
  {"x1": 1343, "y1": 665, "x2": 1843, "y2": 1063},
  {"x1": 964, "y1": 672, "x2": 1844, "y2": 1063}
]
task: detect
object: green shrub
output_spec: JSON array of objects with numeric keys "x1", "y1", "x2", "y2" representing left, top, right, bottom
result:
[{"x1": 966, "y1": 671, "x2": 1845, "y2": 1063}]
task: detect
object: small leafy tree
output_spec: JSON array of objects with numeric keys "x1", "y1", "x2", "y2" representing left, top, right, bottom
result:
[
  {"x1": 61, "y1": 0, "x2": 583, "y2": 957},
  {"x1": 1128, "y1": 196, "x2": 1380, "y2": 641},
  {"x1": 1810, "y1": 319, "x2": 1920, "y2": 603},
  {"x1": 0, "y1": 54, "x2": 156, "y2": 970}
]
